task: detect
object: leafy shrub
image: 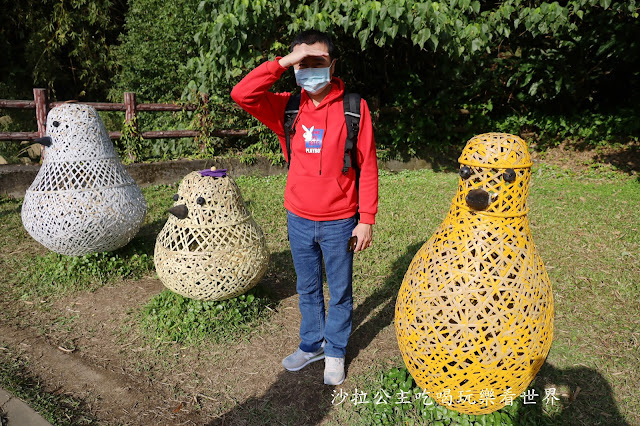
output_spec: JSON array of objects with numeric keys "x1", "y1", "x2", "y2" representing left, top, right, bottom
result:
[
  {"x1": 350, "y1": 366, "x2": 557, "y2": 425},
  {"x1": 110, "y1": 0, "x2": 205, "y2": 103},
  {"x1": 493, "y1": 108, "x2": 640, "y2": 148},
  {"x1": 1, "y1": 0, "x2": 124, "y2": 101},
  {"x1": 140, "y1": 287, "x2": 275, "y2": 344},
  {"x1": 187, "y1": 0, "x2": 640, "y2": 159}
]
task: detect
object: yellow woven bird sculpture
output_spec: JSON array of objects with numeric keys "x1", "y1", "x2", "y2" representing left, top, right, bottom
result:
[{"x1": 395, "y1": 133, "x2": 554, "y2": 414}]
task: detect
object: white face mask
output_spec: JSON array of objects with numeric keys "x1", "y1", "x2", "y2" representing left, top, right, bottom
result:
[{"x1": 294, "y1": 62, "x2": 333, "y2": 94}]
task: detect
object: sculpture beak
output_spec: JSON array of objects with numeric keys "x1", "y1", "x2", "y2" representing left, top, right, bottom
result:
[
  {"x1": 168, "y1": 204, "x2": 188, "y2": 219},
  {"x1": 35, "y1": 136, "x2": 52, "y2": 147},
  {"x1": 466, "y1": 188, "x2": 492, "y2": 210}
]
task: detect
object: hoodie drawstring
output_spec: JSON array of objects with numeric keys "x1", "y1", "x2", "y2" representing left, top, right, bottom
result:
[{"x1": 319, "y1": 103, "x2": 330, "y2": 176}]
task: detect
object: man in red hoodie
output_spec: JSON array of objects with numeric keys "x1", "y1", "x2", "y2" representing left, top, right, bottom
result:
[{"x1": 231, "y1": 30, "x2": 378, "y2": 385}]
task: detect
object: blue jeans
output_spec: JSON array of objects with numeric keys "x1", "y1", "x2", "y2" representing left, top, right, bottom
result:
[{"x1": 287, "y1": 211, "x2": 355, "y2": 358}]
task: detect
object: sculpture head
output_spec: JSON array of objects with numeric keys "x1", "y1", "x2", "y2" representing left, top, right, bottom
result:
[
  {"x1": 168, "y1": 170, "x2": 249, "y2": 231},
  {"x1": 38, "y1": 103, "x2": 117, "y2": 163},
  {"x1": 454, "y1": 133, "x2": 532, "y2": 217}
]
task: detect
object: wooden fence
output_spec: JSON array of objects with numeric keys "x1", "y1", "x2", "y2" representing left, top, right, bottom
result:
[{"x1": 0, "y1": 88, "x2": 247, "y2": 142}]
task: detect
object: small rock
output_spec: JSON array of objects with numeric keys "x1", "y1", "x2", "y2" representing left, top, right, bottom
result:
[{"x1": 0, "y1": 155, "x2": 8, "y2": 165}]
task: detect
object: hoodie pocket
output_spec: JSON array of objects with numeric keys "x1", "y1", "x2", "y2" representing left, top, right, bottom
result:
[{"x1": 286, "y1": 173, "x2": 354, "y2": 215}]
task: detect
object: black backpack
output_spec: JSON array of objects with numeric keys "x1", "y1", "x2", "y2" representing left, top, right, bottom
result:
[{"x1": 283, "y1": 93, "x2": 361, "y2": 181}]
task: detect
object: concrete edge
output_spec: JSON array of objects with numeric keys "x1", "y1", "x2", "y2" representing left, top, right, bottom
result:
[{"x1": 0, "y1": 387, "x2": 52, "y2": 426}]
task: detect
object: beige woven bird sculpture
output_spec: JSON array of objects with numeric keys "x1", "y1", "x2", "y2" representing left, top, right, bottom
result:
[
  {"x1": 21, "y1": 103, "x2": 147, "y2": 256},
  {"x1": 395, "y1": 133, "x2": 554, "y2": 414},
  {"x1": 154, "y1": 169, "x2": 269, "y2": 301}
]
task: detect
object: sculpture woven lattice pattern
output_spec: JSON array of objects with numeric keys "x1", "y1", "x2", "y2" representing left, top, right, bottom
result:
[
  {"x1": 21, "y1": 104, "x2": 147, "y2": 256},
  {"x1": 394, "y1": 133, "x2": 554, "y2": 415},
  {"x1": 154, "y1": 171, "x2": 269, "y2": 301}
]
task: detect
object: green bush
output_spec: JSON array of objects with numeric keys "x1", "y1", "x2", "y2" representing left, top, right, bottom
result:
[
  {"x1": 110, "y1": 0, "x2": 205, "y2": 103},
  {"x1": 4, "y1": 1, "x2": 638, "y2": 162},
  {"x1": 0, "y1": 0, "x2": 124, "y2": 101},
  {"x1": 187, "y1": 0, "x2": 640, "y2": 159}
]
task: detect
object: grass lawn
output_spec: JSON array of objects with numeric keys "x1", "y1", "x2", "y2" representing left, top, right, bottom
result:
[{"x1": 0, "y1": 164, "x2": 638, "y2": 425}]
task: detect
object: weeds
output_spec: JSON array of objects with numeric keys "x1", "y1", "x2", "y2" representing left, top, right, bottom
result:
[
  {"x1": 344, "y1": 366, "x2": 561, "y2": 425},
  {"x1": 15, "y1": 243, "x2": 154, "y2": 300},
  {"x1": 140, "y1": 286, "x2": 275, "y2": 344}
]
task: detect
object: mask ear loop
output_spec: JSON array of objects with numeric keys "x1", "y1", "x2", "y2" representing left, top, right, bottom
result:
[{"x1": 329, "y1": 58, "x2": 337, "y2": 78}]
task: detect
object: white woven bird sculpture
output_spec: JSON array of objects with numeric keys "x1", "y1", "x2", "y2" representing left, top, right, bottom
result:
[{"x1": 21, "y1": 103, "x2": 147, "y2": 256}]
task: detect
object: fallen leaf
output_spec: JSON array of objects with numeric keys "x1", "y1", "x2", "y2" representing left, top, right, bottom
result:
[{"x1": 570, "y1": 386, "x2": 581, "y2": 402}]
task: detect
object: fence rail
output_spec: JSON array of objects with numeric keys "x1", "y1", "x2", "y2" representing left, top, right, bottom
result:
[{"x1": 0, "y1": 88, "x2": 247, "y2": 142}]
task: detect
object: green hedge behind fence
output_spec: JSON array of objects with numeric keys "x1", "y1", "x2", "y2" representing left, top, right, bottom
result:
[
  {"x1": 185, "y1": 0, "x2": 640, "y2": 159},
  {"x1": 2, "y1": 1, "x2": 639, "y2": 163}
]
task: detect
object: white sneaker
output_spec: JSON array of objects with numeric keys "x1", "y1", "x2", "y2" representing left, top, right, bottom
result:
[
  {"x1": 324, "y1": 356, "x2": 345, "y2": 385},
  {"x1": 282, "y1": 344, "x2": 325, "y2": 372}
]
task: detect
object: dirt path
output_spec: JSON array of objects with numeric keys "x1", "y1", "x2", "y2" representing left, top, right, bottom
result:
[
  {"x1": 0, "y1": 323, "x2": 191, "y2": 424},
  {"x1": 1, "y1": 273, "x2": 400, "y2": 424},
  {"x1": 0, "y1": 279, "x2": 205, "y2": 424}
]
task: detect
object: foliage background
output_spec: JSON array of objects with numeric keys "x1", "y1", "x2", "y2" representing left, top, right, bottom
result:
[
  {"x1": 2, "y1": 0, "x2": 640, "y2": 162},
  {"x1": 187, "y1": 0, "x2": 640, "y2": 159}
]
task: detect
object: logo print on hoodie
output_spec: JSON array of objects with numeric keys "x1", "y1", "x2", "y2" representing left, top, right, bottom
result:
[{"x1": 302, "y1": 124, "x2": 324, "y2": 154}]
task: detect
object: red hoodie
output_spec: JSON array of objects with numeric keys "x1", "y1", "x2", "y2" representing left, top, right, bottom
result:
[{"x1": 231, "y1": 59, "x2": 379, "y2": 224}]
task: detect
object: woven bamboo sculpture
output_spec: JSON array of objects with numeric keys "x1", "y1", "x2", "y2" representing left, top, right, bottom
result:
[
  {"x1": 395, "y1": 133, "x2": 554, "y2": 414},
  {"x1": 21, "y1": 104, "x2": 147, "y2": 256},
  {"x1": 154, "y1": 170, "x2": 269, "y2": 301}
]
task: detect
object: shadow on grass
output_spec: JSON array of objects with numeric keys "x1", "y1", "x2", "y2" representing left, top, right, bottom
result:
[
  {"x1": 416, "y1": 144, "x2": 460, "y2": 174},
  {"x1": 0, "y1": 198, "x2": 21, "y2": 221},
  {"x1": 206, "y1": 237, "x2": 633, "y2": 425},
  {"x1": 347, "y1": 242, "x2": 424, "y2": 365},
  {"x1": 518, "y1": 362, "x2": 631, "y2": 426},
  {"x1": 258, "y1": 249, "x2": 298, "y2": 302},
  {"x1": 594, "y1": 141, "x2": 640, "y2": 176},
  {"x1": 205, "y1": 242, "x2": 423, "y2": 425}
]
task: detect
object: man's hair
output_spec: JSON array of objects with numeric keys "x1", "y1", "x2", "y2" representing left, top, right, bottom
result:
[{"x1": 290, "y1": 30, "x2": 336, "y2": 59}]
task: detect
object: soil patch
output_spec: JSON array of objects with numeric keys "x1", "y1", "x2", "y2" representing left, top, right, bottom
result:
[{"x1": 3, "y1": 273, "x2": 400, "y2": 424}]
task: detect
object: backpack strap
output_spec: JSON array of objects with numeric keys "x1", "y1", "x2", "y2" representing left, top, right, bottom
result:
[
  {"x1": 343, "y1": 92, "x2": 361, "y2": 176},
  {"x1": 343, "y1": 93, "x2": 362, "y2": 223},
  {"x1": 284, "y1": 93, "x2": 301, "y2": 167}
]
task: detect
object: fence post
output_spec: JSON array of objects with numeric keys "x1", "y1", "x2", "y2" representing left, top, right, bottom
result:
[
  {"x1": 199, "y1": 92, "x2": 210, "y2": 153},
  {"x1": 123, "y1": 92, "x2": 138, "y2": 163},
  {"x1": 33, "y1": 88, "x2": 48, "y2": 159}
]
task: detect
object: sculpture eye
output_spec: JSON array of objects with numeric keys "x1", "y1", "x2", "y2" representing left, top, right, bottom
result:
[
  {"x1": 503, "y1": 168, "x2": 516, "y2": 183},
  {"x1": 173, "y1": 194, "x2": 179, "y2": 201},
  {"x1": 53, "y1": 121, "x2": 60, "y2": 127},
  {"x1": 196, "y1": 197, "x2": 205, "y2": 205},
  {"x1": 459, "y1": 166, "x2": 472, "y2": 180}
]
